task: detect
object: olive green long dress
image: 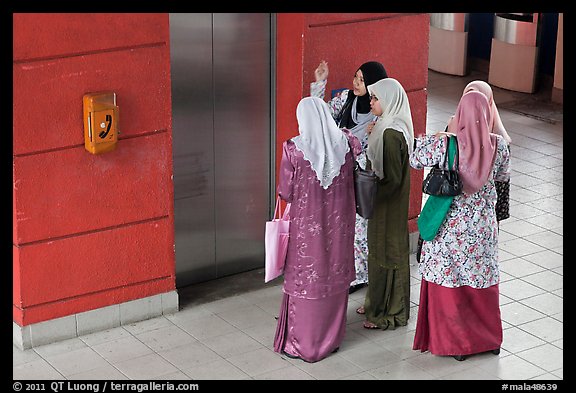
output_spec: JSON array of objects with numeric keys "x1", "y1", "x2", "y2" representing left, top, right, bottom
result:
[{"x1": 363, "y1": 128, "x2": 411, "y2": 330}]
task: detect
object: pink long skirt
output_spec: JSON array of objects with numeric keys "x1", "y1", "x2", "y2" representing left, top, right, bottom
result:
[
  {"x1": 413, "y1": 279, "x2": 502, "y2": 356},
  {"x1": 274, "y1": 291, "x2": 348, "y2": 363}
]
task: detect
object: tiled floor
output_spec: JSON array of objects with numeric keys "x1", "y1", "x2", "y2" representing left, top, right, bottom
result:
[{"x1": 13, "y1": 70, "x2": 563, "y2": 380}]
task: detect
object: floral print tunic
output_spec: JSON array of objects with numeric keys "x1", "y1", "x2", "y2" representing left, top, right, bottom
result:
[
  {"x1": 310, "y1": 80, "x2": 347, "y2": 124},
  {"x1": 311, "y1": 79, "x2": 370, "y2": 285},
  {"x1": 410, "y1": 134, "x2": 510, "y2": 289}
]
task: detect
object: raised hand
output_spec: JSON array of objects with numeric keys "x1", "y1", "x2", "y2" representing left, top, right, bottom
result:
[
  {"x1": 367, "y1": 121, "x2": 376, "y2": 135},
  {"x1": 315, "y1": 60, "x2": 329, "y2": 82}
]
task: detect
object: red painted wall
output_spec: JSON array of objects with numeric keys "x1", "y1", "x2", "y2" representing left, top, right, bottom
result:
[
  {"x1": 277, "y1": 13, "x2": 429, "y2": 232},
  {"x1": 275, "y1": 14, "x2": 305, "y2": 183},
  {"x1": 13, "y1": 13, "x2": 175, "y2": 326}
]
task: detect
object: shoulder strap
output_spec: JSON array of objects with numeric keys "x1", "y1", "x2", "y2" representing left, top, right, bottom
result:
[
  {"x1": 445, "y1": 136, "x2": 458, "y2": 171},
  {"x1": 442, "y1": 136, "x2": 458, "y2": 170}
]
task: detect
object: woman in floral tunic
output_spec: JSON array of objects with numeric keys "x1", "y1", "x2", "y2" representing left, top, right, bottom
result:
[
  {"x1": 410, "y1": 91, "x2": 510, "y2": 361},
  {"x1": 310, "y1": 60, "x2": 388, "y2": 293}
]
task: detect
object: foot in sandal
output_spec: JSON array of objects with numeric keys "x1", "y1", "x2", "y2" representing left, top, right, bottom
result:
[{"x1": 363, "y1": 321, "x2": 379, "y2": 329}]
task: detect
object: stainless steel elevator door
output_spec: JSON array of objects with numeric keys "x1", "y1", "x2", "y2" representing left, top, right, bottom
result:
[{"x1": 169, "y1": 13, "x2": 272, "y2": 288}]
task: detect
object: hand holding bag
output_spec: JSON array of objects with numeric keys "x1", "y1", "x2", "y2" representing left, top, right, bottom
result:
[
  {"x1": 422, "y1": 136, "x2": 463, "y2": 197},
  {"x1": 264, "y1": 196, "x2": 291, "y2": 283}
]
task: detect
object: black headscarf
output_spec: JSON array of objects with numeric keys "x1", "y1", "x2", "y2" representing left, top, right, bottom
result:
[{"x1": 338, "y1": 61, "x2": 388, "y2": 130}]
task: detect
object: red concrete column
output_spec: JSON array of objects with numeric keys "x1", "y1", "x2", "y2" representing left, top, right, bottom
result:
[
  {"x1": 275, "y1": 14, "x2": 306, "y2": 183},
  {"x1": 13, "y1": 13, "x2": 176, "y2": 325}
]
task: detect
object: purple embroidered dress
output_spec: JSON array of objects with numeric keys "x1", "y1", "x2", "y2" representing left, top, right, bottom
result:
[{"x1": 273, "y1": 124, "x2": 361, "y2": 362}]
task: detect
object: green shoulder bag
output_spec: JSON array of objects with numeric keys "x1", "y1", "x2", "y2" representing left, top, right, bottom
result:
[{"x1": 417, "y1": 136, "x2": 458, "y2": 241}]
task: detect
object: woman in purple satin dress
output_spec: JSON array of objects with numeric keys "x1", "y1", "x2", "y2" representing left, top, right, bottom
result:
[{"x1": 273, "y1": 96, "x2": 361, "y2": 362}]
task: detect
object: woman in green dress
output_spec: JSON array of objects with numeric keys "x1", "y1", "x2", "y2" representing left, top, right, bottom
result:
[{"x1": 356, "y1": 78, "x2": 413, "y2": 330}]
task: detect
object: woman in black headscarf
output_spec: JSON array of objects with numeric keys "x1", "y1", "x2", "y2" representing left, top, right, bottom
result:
[
  {"x1": 310, "y1": 60, "x2": 388, "y2": 294},
  {"x1": 312, "y1": 60, "x2": 388, "y2": 149}
]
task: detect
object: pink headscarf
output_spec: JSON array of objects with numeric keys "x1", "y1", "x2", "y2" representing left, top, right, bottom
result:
[
  {"x1": 463, "y1": 80, "x2": 511, "y2": 144},
  {"x1": 449, "y1": 91, "x2": 498, "y2": 195}
]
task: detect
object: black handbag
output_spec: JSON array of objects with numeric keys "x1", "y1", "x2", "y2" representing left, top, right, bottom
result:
[
  {"x1": 416, "y1": 234, "x2": 424, "y2": 263},
  {"x1": 354, "y1": 162, "x2": 378, "y2": 219},
  {"x1": 495, "y1": 179, "x2": 510, "y2": 221},
  {"x1": 422, "y1": 136, "x2": 463, "y2": 197}
]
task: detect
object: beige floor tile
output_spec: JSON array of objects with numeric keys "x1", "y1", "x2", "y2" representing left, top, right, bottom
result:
[
  {"x1": 253, "y1": 365, "x2": 316, "y2": 380},
  {"x1": 177, "y1": 314, "x2": 238, "y2": 341},
  {"x1": 113, "y1": 353, "x2": 181, "y2": 380},
  {"x1": 79, "y1": 326, "x2": 133, "y2": 347},
  {"x1": 13, "y1": 358, "x2": 65, "y2": 380},
  {"x1": 516, "y1": 343, "x2": 563, "y2": 372},
  {"x1": 502, "y1": 326, "x2": 547, "y2": 354},
  {"x1": 405, "y1": 352, "x2": 476, "y2": 378},
  {"x1": 67, "y1": 363, "x2": 129, "y2": 380},
  {"x1": 42, "y1": 347, "x2": 111, "y2": 377},
  {"x1": 500, "y1": 301, "x2": 546, "y2": 326},
  {"x1": 500, "y1": 237, "x2": 547, "y2": 256},
  {"x1": 369, "y1": 360, "x2": 436, "y2": 380},
  {"x1": 13, "y1": 345, "x2": 42, "y2": 367},
  {"x1": 200, "y1": 330, "x2": 264, "y2": 358},
  {"x1": 123, "y1": 316, "x2": 175, "y2": 335},
  {"x1": 476, "y1": 354, "x2": 548, "y2": 380},
  {"x1": 226, "y1": 347, "x2": 291, "y2": 377},
  {"x1": 289, "y1": 352, "x2": 364, "y2": 380},
  {"x1": 522, "y1": 270, "x2": 563, "y2": 292},
  {"x1": 182, "y1": 358, "x2": 250, "y2": 380},
  {"x1": 135, "y1": 325, "x2": 197, "y2": 352},
  {"x1": 521, "y1": 249, "x2": 563, "y2": 269},
  {"x1": 157, "y1": 341, "x2": 221, "y2": 370},
  {"x1": 215, "y1": 304, "x2": 275, "y2": 330},
  {"x1": 499, "y1": 258, "x2": 545, "y2": 278},
  {"x1": 519, "y1": 293, "x2": 563, "y2": 316},
  {"x1": 91, "y1": 336, "x2": 153, "y2": 364},
  {"x1": 499, "y1": 279, "x2": 546, "y2": 301},
  {"x1": 518, "y1": 317, "x2": 564, "y2": 343},
  {"x1": 524, "y1": 230, "x2": 564, "y2": 249}
]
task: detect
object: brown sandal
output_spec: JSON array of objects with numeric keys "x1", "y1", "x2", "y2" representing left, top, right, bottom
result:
[{"x1": 356, "y1": 306, "x2": 365, "y2": 314}]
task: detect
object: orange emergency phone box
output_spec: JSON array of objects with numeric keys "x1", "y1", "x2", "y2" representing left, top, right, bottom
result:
[{"x1": 83, "y1": 92, "x2": 119, "y2": 154}]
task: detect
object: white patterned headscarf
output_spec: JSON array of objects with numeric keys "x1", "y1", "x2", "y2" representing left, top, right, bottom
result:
[
  {"x1": 366, "y1": 78, "x2": 414, "y2": 179},
  {"x1": 292, "y1": 96, "x2": 350, "y2": 189}
]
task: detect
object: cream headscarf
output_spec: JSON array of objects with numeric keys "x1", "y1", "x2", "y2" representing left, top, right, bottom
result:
[
  {"x1": 462, "y1": 80, "x2": 511, "y2": 144},
  {"x1": 366, "y1": 78, "x2": 414, "y2": 179},
  {"x1": 292, "y1": 96, "x2": 350, "y2": 189}
]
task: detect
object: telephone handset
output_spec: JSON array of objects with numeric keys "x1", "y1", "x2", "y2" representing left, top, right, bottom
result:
[{"x1": 99, "y1": 114, "x2": 113, "y2": 139}]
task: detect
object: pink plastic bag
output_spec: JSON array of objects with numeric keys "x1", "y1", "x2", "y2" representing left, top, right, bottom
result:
[{"x1": 264, "y1": 196, "x2": 291, "y2": 283}]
